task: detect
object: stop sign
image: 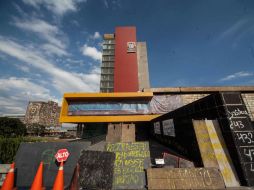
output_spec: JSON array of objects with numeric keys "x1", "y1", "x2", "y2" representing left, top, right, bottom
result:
[{"x1": 55, "y1": 149, "x2": 70, "y2": 162}]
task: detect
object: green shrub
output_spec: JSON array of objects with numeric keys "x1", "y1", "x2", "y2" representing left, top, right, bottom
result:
[
  {"x1": 0, "y1": 137, "x2": 42, "y2": 164},
  {"x1": 0, "y1": 117, "x2": 26, "y2": 137}
]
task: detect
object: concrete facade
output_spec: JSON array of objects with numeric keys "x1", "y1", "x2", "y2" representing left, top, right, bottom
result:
[
  {"x1": 181, "y1": 94, "x2": 209, "y2": 106},
  {"x1": 181, "y1": 93, "x2": 254, "y2": 121},
  {"x1": 242, "y1": 93, "x2": 254, "y2": 121},
  {"x1": 100, "y1": 27, "x2": 150, "y2": 92},
  {"x1": 137, "y1": 42, "x2": 150, "y2": 91},
  {"x1": 100, "y1": 33, "x2": 115, "y2": 93},
  {"x1": 114, "y1": 26, "x2": 139, "y2": 92},
  {"x1": 24, "y1": 101, "x2": 61, "y2": 127},
  {"x1": 145, "y1": 86, "x2": 254, "y2": 122}
]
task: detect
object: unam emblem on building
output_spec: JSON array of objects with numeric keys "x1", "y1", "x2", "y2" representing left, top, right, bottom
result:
[{"x1": 127, "y1": 42, "x2": 136, "y2": 53}]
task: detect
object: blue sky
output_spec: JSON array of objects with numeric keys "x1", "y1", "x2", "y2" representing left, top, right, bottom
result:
[{"x1": 0, "y1": 0, "x2": 254, "y2": 114}]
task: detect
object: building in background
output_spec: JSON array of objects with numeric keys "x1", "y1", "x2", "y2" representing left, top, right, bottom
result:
[
  {"x1": 100, "y1": 33, "x2": 115, "y2": 93},
  {"x1": 24, "y1": 101, "x2": 61, "y2": 127},
  {"x1": 100, "y1": 26, "x2": 150, "y2": 92}
]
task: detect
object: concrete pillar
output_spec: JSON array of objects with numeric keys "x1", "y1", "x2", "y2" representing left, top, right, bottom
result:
[
  {"x1": 106, "y1": 123, "x2": 135, "y2": 143},
  {"x1": 76, "y1": 123, "x2": 84, "y2": 138}
]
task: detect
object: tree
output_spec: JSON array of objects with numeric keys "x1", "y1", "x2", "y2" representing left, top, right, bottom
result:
[
  {"x1": 27, "y1": 123, "x2": 46, "y2": 136},
  {"x1": 0, "y1": 117, "x2": 26, "y2": 137}
]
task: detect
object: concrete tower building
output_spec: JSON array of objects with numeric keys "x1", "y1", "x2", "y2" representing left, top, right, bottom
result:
[{"x1": 100, "y1": 26, "x2": 150, "y2": 92}]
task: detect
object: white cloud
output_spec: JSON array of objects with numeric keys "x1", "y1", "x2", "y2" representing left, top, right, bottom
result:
[
  {"x1": 103, "y1": 0, "x2": 109, "y2": 8},
  {"x1": 171, "y1": 79, "x2": 189, "y2": 86},
  {"x1": 22, "y1": 0, "x2": 87, "y2": 16},
  {"x1": 81, "y1": 44, "x2": 102, "y2": 61},
  {"x1": 103, "y1": 0, "x2": 121, "y2": 9},
  {"x1": 42, "y1": 43, "x2": 69, "y2": 56},
  {"x1": 0, "y1": 77, "x2": 50, "y2": 96},
  {"x1": 215, "y1": 19, "x2": 249, "y2": 43},
  {"x1": 13, "y1": 17, "x2": 67, "y2": 49},
  {"x1": 75, "y1": 66, "x2": 101, "y2": 88},
  {"x1": 92, "y1": 32, "x2": 101, "y2": 39},
  {"x1": 220, "y1": 71, "x2": 253, "y2": 81},
  {"x1": 0, "y1": 37, "x2": 100, "y2": 94},
  {"x1": 0, "y1": 77, "x2": 56, "y2": 114},
  {"x1": 71, "y1": 20, "x2": 80, "y2": 26},
  {"x1": 12, "y1": 3, "x2": 27, "y2": 16},
  {"x1": 17, "y1": 65, "x2": 30, "y2": 73},
  {"x1": 66, "y1": 58, "x2": 84, "y2": 64},
  {"x1": 13, "y1": 17, "x2": 70, "y2": 57}
]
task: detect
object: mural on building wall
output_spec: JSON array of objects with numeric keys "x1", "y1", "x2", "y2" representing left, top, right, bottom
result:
[
  {"x1": 68, "y1": 101, "x2": 150, "y2": 116},
  {"x1": 25, "y1": 101, "x2": 60, "y2": 127}
]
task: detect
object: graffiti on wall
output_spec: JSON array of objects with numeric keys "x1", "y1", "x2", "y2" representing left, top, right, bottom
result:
[
  {"x1": 223, "y1": 93, "x2": 254, "y2": 186},
  {"x1": 147, "y1": 168, "x2": 225, "y2": 189},
  {"x1": 106, "y1": 142, "x2": 150, "y2": 189}
]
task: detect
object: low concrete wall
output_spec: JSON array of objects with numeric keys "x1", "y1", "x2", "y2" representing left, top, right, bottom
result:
[{"x1": 0, "y1": 164, "x2": 10, "y2": 187}]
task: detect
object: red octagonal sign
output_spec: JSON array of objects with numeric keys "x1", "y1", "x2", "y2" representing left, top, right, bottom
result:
[{"x1": 55, "y1": 149, "x2": 70, "y2": 163}]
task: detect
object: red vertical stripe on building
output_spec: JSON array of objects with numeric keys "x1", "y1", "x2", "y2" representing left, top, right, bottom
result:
[{"x1": 114, "y1": 27, "x2": 139, "y2": 92}]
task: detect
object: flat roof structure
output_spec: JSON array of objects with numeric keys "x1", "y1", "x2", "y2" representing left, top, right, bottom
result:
[{"x1": 144, "y1": 86, "x2": 254, "y2": 94}]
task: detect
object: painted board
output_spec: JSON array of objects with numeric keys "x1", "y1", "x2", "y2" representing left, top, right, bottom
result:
[
  {"x1": 147, "y1": 167, "x2": 225, "y2": 189},
  {"x1": 193, "y1": 120, "x2": 219, "y2": 168},
  {"x1": 106, "y1": 142, "x2": 150, "y2": 189},
  {"x1": 78, "y1": 150, "x2": 115, "y2": 190},
  {"x1": 15, "y1": 142, "x2": 90, "y2": 189},
  {"x1": 205, "y1": 120, "x2": 240, "y2": 187}
]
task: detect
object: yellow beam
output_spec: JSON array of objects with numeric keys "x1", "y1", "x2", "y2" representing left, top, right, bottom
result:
[
  {"x1": 60, "y1": 115, "x2": 160, "y2": 123},
  {"x1": 60, "y1": 97, "x2": 68, "y2": 117},
  {"x1": 63, "y1": 92, "x2": 153, "y2": 99}
]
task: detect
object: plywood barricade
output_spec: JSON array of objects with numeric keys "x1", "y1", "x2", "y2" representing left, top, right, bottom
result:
[
  {"x1": 106, "y1": 142, "x2": 150, "y2": 189},
  {"x1": 15, "y1": 142, "x2": 91, "y2": 189},
  {"x1": 193, "y1": 120, "x2": 219, "y2": 168},
  {"x1": 205, "y1": 120, "x2": 240, "y2": 187},
  {"x1": 78, "y1": 150, "x2": 115, "y2": 190},
  {"x1": 163, "y1": 153, "x2": 194, "y2": 168},
  {"x1": 193, "y1": 120, "x2": 240, "y2": 187},
  {"x1": 146, "y1": 167, "x2": 225, "y2": 190}
]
